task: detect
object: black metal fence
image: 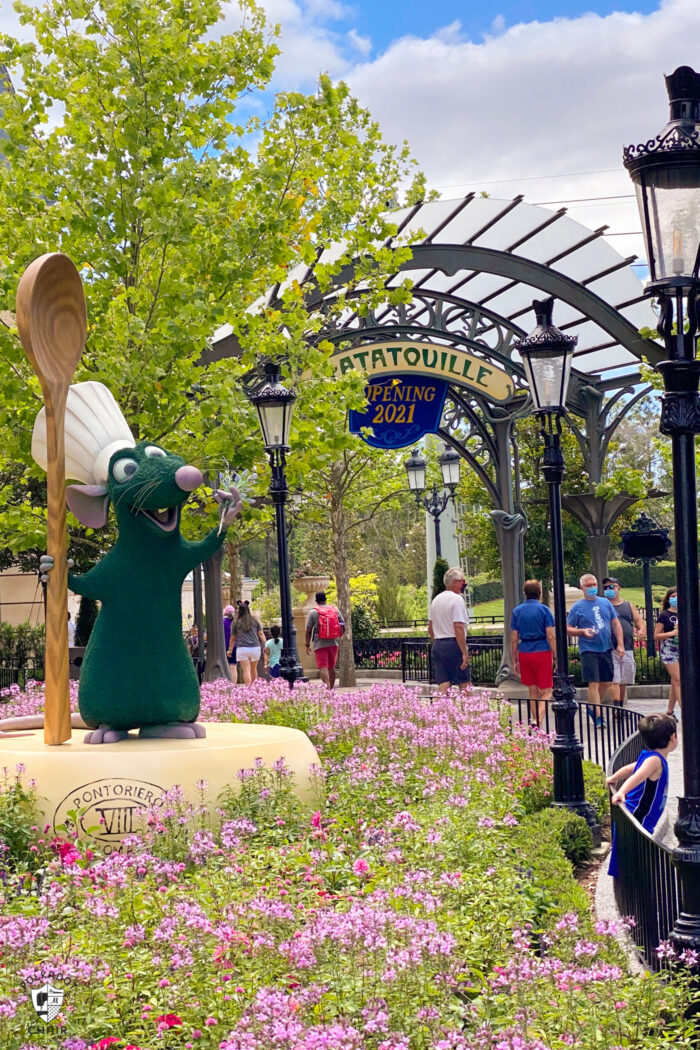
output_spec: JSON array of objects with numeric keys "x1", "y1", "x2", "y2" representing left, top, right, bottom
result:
[
  {"x1": 566, "y1": 642, "x2": 668, "y2": 686},
  {"x1": 608, "y1": 732, "x2": 680, "y2": 972},
  {"x1": 398, "y1": 638, "x2": 502, "y2": 686},
  {"x1": 379, "y1": 615, "x2": 502, "y2": 630},
  {"x1": 512, "y1": 695, "x2": 643, "y2": 771},
  {"x1": 0, "y1": 664, "x2": 45, "y2": 691}
]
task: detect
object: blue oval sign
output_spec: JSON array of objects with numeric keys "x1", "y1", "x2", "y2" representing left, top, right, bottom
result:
[{"x1": 349, "y1": 375, "x2": 448, "y2": 449}]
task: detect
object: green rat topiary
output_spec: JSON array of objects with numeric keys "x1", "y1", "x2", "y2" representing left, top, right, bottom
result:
[{"x1": 34, "y1": 382, "x2": 242, "y2": 744}]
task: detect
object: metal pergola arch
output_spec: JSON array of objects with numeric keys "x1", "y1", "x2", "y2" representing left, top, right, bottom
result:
[{"x1": 209, "y1": 195, "x2": 662, "y2": 679}]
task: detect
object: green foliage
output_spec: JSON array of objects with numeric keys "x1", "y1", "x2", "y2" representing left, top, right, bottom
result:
[
  {"x1": 351, "y1": 604, "x2": 378, "y2": 639},
  {"x1": 521, "y1": 807, "x2": 594, "y2": 866},
  {"x1": 252, "y1": 586, "x2": 282, "y2": 626},
  {"x1": 74, "y1": 596, "x2": 98, "y2": 647},
  {"x1": 0, "y1": 766, "x2": 43, "y2": 870},
  {"x1": 606, "y1": 560, "x2": 677, "y2": 588},
  {"x1": 0, "y1": 621, "x2": 44, "y2": 666},
  {"x1": 515, "y1": 811, "x2": 593, "y2": 920},
  {"x1": 595, "y1": 469, "x2": 647, "y2": 500},
  {"x1": 327, "y1": 573, "x2": 378, "y2": 613},
  {"x1": 471, "y1": 578, "x2": 503, "y2": 603},
  {"x1": 218, "y1": 761, "x2": 310, "y2": 843},
  {"x1": 0, "y1": 0, "x2": 424, "y2": 574},
  {"x1": 582, "y1": 760, "x2": 609, "y2": 826},
  {"x1": 431, "y1": 556, "x2": 448, "y2": 599}
]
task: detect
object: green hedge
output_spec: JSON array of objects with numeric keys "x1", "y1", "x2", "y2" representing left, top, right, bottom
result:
[
  {"x1": 469, "y1": 562, "x2": 677, "y2": 601},
  {"x1": 471, "y1": 579, "x2": 503, "y2": 603},
  {"x1": 605, "y1": 560, "x2": 677, "y2": 588},
  {"x1": 521, "y1": 807, "x2": 594, "y2": 866}
]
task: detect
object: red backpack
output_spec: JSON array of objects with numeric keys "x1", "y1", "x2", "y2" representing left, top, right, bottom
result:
[{"x1": 315, "y1": 604, "x2": 342, "y2": 640}]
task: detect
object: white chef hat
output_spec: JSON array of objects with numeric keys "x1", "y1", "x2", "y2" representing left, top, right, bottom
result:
[{"x1": 32, "y1": 381, "x2": 135, "y2": 485}]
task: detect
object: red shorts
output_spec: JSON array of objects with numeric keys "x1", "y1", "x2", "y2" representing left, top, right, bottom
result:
[
  {"x1": 314, "y1": 646, "x2": 338, "y2": 670},
  {"x1": 519, "y1": 650, "x2": 553, "y2": 689}
]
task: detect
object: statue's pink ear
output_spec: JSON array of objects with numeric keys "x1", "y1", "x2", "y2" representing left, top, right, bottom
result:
[{"x1": 66, "y1": 484, "x2": 110, "y2": 528}]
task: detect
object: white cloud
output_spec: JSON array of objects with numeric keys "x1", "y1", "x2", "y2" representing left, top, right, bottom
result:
[
  {"x1": 345, "y1": 0, "x2": 700, "y2": 260},
  {"x1": 218, "y1": 0, "x2": 352, "y2": 84},
  {"x1": 348, "y1": 27, "x2": 371, "y2": 56}
]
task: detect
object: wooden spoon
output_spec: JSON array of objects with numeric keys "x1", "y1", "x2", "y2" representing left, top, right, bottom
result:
[{"x1": 16, "y1": 254, "x2": 86, "y2": 745}]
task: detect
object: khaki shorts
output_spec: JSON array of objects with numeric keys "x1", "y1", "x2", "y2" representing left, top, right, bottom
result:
[{"x1": 612, "y1": 650, "x2": 636, "y2": 685}]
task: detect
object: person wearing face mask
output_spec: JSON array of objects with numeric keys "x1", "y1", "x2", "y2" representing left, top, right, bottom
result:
[
  {"x1": 428, "y1": 566, "x2": 470, "y2": 693},
  {"x1": 603, "y1": 577, "x2": 644, "y2": 708},
  {"x1": 655, "y1": 587, "x2": 680, "y2": 720},
  {"x1": 566, "y1": 572, "x2": 625, "y2": 727}
]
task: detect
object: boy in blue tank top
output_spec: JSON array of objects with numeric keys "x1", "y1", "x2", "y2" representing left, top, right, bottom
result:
[{"x1": 606, "y1": 712, "x2": 677, "y2": 878}]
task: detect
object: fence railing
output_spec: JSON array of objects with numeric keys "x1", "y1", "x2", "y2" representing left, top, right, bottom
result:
[
  {"x1": 512, "y1": 695, "x2": 643, "y2": 771},
  {"x1": 608, "y1": 732, "x2": 680, "y2": 972},
  {"x1": 378, "y1": 615, "x2": 502, "y2": 631},
  {"x1": 399, "y1": 638, "x2": 502, "y2": 686},
  {"x1": 0, "y1": 664, "x2": 45, "y2": 691}
]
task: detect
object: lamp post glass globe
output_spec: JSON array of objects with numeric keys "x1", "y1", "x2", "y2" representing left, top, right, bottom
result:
[
  {"x1": 405, "y1": 448, "x2": 427, "y2": 494},
  {"x1": 623, "y1": 66, "x2": 700, "y2": 288},
  {"x1": 249, "y1": 361, "x2": 296, "y2": 451},
  {"x1": 439, "y1": 444, "x2": 461, "y2": 489},
  {"x1": 516, "y1": 298, "x2": 576, "y2": 413},
  {"x1": 521, "y1": 346, "x2": 575, "y2": 413}
]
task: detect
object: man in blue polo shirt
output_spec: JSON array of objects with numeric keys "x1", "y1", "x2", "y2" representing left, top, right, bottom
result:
[{"x1": 567, "y1": 572, "x2": 625, "y2": 727}]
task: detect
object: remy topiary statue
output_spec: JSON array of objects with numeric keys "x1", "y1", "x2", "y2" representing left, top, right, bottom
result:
[{"x1": 34, "y1": 382, "x2": 242, "y2": 744}]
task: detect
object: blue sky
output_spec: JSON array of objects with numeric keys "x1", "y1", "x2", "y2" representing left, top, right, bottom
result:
[{"x1": 325, "y1": 0, "x2": 661, "y2": 56}]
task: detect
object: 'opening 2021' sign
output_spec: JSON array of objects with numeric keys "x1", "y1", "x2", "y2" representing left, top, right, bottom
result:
[{"x1": 337, "y1": 341, "x2": 515, "y2": 449}]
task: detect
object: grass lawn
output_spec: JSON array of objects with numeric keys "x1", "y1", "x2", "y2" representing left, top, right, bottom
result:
[{"x1": 471, "y1": 584, "x2": 671, "y2": 622}]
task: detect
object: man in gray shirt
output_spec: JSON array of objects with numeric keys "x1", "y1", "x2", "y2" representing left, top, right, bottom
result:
[{"x1": 305, "y1": 591, "x2": 344, "y2": 690}]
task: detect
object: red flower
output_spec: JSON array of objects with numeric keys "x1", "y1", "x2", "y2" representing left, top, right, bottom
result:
[
  {"x1": 156, "y1": 1013, "x2": 183, "y2": 1028},
  {"x1": 91, "y1": 1039, "x2": 122, "y2": 1050}
]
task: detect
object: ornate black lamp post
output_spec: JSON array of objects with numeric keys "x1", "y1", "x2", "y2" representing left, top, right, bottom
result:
[
  {"x1": 620, "y1": 512, "x2": 671, "y2": 658},
  {"x1": 624, "y1": 65, "x2": 700, "y2": 954},
  {"x1": 516, "y1": 297, "x2": 600, "y2": 842},
  {"x1": 246, "y1": 362, "x2": 303, "y2": 688},
  {"x1": 405, "y1": 444, "x2": 461, "y2": 558}
]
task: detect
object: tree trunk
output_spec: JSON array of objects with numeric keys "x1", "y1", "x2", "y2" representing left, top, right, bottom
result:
[
  {"x1": 226, "y1": 537, "x2": 241, "y2": 605},
  {"x1": 329, "y1": 460, "x2": 356, "y2": 688},
  {"x1": 203, "y1": 546, "x2": 231, "y2": 682}
]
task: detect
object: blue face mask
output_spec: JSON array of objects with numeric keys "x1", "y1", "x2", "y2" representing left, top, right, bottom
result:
[
  {"x1": 585, "y1": 586, "x2": 597, "y2": 597},
  {"x1": 669, "y1": 597, "x2": 678, "y2": 608},
  {"x1": 604, "y1": 588, "x2": 615, "y2": 599}
]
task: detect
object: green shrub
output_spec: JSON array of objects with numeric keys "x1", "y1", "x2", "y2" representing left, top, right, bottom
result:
[
  {"x1": 471, "y1": 579, "x2": 503, "y2": 603},
  {"x1": 0, "y1": 621, "x2": 45, "y2": 667},
  {"x1": 522, "y1": 807, "x2": 594, "y2": 866},
  {"x1": 606, "y1": 560, "x2": 677, "y2": 588},
  {"x1": 376, "y1": 565, "x2": 412, "y2": 623},
  {"x1": 351, "y1": 604, "x2": 378, "y2": 639},
  {"x1": 0, "y1": 767, "x2": 43, "y2": 870},
  {"x1": 582, "y1": 760, "x2": 609, "y2": 825},
  {"x1": 431, "y1": 557, "x2": 448, "y2": 598},
  {"x1": 75, "y1": 596, "x2": 99, "y2": 646},
  {"x1": 515, "y1": 811, "x2": 592, "y2": 923}
]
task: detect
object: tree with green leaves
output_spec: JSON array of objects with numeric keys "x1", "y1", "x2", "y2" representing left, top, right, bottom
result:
[
  {"x1": 0, "y1": 0, "x2": 421, "y2": 573},
  {"x1": 284, "y1": 432, "x2": 409, "y2": 686}
]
